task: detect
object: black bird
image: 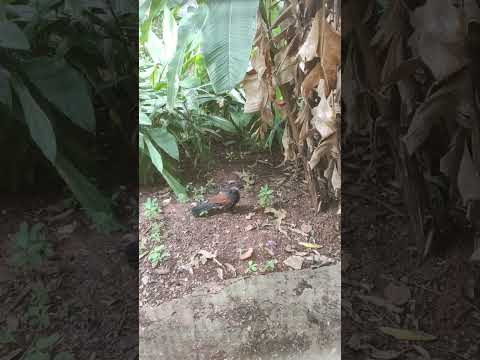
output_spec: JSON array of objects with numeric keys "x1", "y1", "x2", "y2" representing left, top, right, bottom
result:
[{"x1": 191, "y1": 187, "x2": 240, "y2": 217}]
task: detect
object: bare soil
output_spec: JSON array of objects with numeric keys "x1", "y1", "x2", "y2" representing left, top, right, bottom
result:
[
  {"x1": 0, "y1": 191, "x2": 139, "y2": 360},
  {"x1": 139, "y1": 147, "x2": 341, "y2": 306},
  {"x1": 341, "y1": 142, "x2": 480, "y2": 359}
]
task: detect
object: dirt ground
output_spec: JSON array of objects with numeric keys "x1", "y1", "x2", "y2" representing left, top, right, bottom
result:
[
  {"x1": 139, "y1": 147, "x2": 341, "y2": 306},
  {"x1": 341, "y1": 140, "x2": 480, "y2": 359},
  {"x1": 0, "y1": 191, "x2": 138, "y2": 360}
]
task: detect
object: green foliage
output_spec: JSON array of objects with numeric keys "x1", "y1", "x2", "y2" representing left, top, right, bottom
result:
[
  {"x1": 263, "y1": 259, "x2": 277, "y2": 272},
  {"x1": 23, "y1": 333, "x2": 74, "y2": 360},
  {"x1": 84, "y1": 209, "x2": 123, "y2": 235},
  {"x1": 186, "y1": 183, "x2": 206, "y2": 202},
  {"x1": 25, "y1": 286, "x2": 50, "y2": 330},
  {"x1": 143, "y1": 197, "x2": 160, "y2": 219},
  {"x1": 246, "y1": 260, "x2": 257, "y2": 273},
  {"x1": 150, "y1": 223, "x2": 163, "y2": 243},
  {"x1": 257, "y1": 185, "x2": 274, "y2": 208},
  {"x1": 11, "y1": 222, "x2": 52, "y2": 272},
  {"x1": 139, "y1": 0, "x2": 262, "y2": 196},
  {"x1": 201, "y1": 0, "x2": 259, "y2": 93},
  {"x1": 148, "y1": 245, "x2": 169, "y2": 266},
  {"x1": 0, "y1": 1, "x2": 136, "y2": 224},
  {"x1": 0, "y1": 327, "x2": 15, "y2": 345}
]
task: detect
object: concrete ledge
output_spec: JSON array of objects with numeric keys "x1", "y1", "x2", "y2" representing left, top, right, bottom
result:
[{"x1": 140, "y1": 264, "x2": 340, "y2": 360}]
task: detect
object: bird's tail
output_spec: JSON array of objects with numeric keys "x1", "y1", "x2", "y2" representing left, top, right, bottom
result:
[{"x1": 191, "y1": 202, "x2": 218, "y2": 217}]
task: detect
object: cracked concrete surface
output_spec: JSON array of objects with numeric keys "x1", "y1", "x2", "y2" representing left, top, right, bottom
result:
[{"x1": 140, "y1": 264, "x2": 340, "y2": 359}]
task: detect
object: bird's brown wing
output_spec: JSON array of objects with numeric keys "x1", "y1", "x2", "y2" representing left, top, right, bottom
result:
[{"x1": 208, "y1": 192, "x2": 231, "y2": 207}]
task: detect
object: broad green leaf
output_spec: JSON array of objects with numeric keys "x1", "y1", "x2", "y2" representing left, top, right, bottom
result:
[
  {"x1": 10, "y1": 75, "x2": 57, "y2": 163},
  {"x1": 54, "y1": 153, "x2": 111, "y2": 214},
  {"x1": 35, "y1": 333, "x2": 61, "y2": 350},
  {"x1": 207, "y1": 115, "x2": 236, "y2": 133},
  {"x1": 0, "y1": 66, "x2": 12, "y2": 109},
  {"x1": 145, "y1": 137, "x2": 163, "y2": 172},
  {"x1": 166, "y1": 5, "x2": 207, "y2": 109},
  {"x1": 139, "y1": 131, "x2": 146, "y2": 152},
  {"x1": 161, "y1": 168, "x2": 187, "y2": 200},
  {"x1": 0, "y1": 328, "x2": 15, "y2": 344},
  {"x1": 22, "y1": 57, "x2": 95, "y2": 132},
  {"x1": 148, "y1": 127, "x2": 179, "y2": 160},
  {"x1": 162, "y1": 6, "x2": 177, "y2": 63},
  {"x1": 379, "y1": 327, "x2": 437, "y2": 341},
  {"x1": 231, "y1": 111, "x2": 253, "y2": 128},
  {"x1": 139, "y1": 111, "x2": 151, "y2": 125},
  {"x1": 140, "y1": 0, "x2": 167, "y2": 44},
  {"x1": 139, "y1": 0, "x2": 150, "y2": 22},
  {"x1": 145, "y1": 31, "x2": 165, "y2": 64},
  {"x1": 0, "y1": 21, "x2": 30, "y2": 50},
  {"x1": 202, "y1": 0, "x2": 258, "y2": 93}
]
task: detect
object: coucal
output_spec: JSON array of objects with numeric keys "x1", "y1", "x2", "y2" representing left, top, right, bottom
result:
[{"x1": 191, "y1": 187, "x2": 240, "y2": 217}]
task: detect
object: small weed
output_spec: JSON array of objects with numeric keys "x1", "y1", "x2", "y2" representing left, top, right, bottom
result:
[
  {"x1": 0, "y1": 326, "x2": 15, "y2": 345},
  {"x1": 150, "y1": 223, "x2": 162, "y2": 243},
  {"x1": 246, "y1": 260, "x2": 257, "y2": 273},
  {"x1": 25, "y1": 285, "x2": 50, "y2": 329},
  {"x1": 24, "y1": 333, "x2": 74, "y2": 360},
  {"x1": 148, "y1": 245, "x2": 169, "y2": 267},
  {"x1": 85, "y1": 209, "x2": 123, "y2": 235},
  {"x1": 11, "y1": 222, "x2": 53, "y2": 272},
  {"x1": 263, "y1": 259, "x2": 277, "y2": 272},
  {"x1": 238, "y1": 170, "x2": 255, "y2": 192},
  {"x1": 205, "y1": 178, "x2": 216, "y2": 192},
  {"x1": 143, "y1": 197, "x2": 160, "y2": 219},
  {"x1": 177, "y1": 193, "x2": 190, "y2": 204},
  {"x1": 187, "y1": 183, "x2": 206, "y2": 202},
  {"x1": 257, "y1": 185, "x2": 274, "y2": 208},
  {"x1": 225, "y1": 152, "x2": 235, "y2": 161}
]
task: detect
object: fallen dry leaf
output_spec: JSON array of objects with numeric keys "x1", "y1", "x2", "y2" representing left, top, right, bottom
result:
[
  {"x1": 245, "y1": 224, "x2": 255, "y2": 232},
  {"x1": 216, "y1": 267, "x2": 224, "y2": 280},
  {"x1": 379, "y1": 327, "x2": 436, "y2": 341},
  {"x1": 299, "y1": 241, "x2": 321, "y2": 249},
  {"x1": 225, "y1": 263, "x2": 236, "y2": 275},
  {"x1": 264, "y1": 207, "x2": 287, "y2": 227},
  {"x1": 384, "y1": 282, "x2": 411, "y2": 306},
  {"x1": 197, "y1": 249, "x2": 216, "y2": 259},
  {"x1": 283, "y1": 255, "x2": 304, "y2": 270},
  {"x1": 285, "y1": 244, "x2": 296, "y2": 253},
  {"x1": 245, "y1": 212, "x2": 255, "y2": 220},
  {"x1": 239, "y1": 248, "x2": 254, "y2": 260}
]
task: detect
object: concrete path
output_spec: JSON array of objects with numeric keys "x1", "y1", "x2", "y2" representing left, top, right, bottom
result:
[{"x1": 140, "y1": 264, "x2": 340, "y2": 359}]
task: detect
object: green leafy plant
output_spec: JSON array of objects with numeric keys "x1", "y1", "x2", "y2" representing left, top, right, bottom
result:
[
  {"x1": 1, "y1": 1, "x2": 135, "y2": 220},
  {"x1": 186, "y1": 183, "x2": 206, "y2": 202},
  {"x1": 25, "y1": 285, "x2": 50, "y2": 330},
  {"x1": 246, "y1": 260, "x2": 257, "y2": 273},
  {"x1": 11, "y1": 222, "x2": 53, "y2": 272},
  {"x1": 150, "y1": 223, "x2": 163, "y2": 243},
  {"x1": 148, "y1": 245, "x2": 169, "y2": 266},
  {"x1": 257, "y1": 185, "x2": 274, "y2": 208},
  {"x1": 263, "y1": 259, "x2": 277, "y2": 272},
  {"x1": 143, "y1": 197, "x2": 160, "y2": 219},
  {"x1": 23, "y1": 333, "x2": 74, "y2": 360},
  {"x1": 0, "y1": 327, "x2": 15, "y2": 345},
  {"x1": 139, "y1": 0, "x2": 262, "y2": 196},
  {"x1": 85, "y1": 209, "x2": 123, "y2": 235}
]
